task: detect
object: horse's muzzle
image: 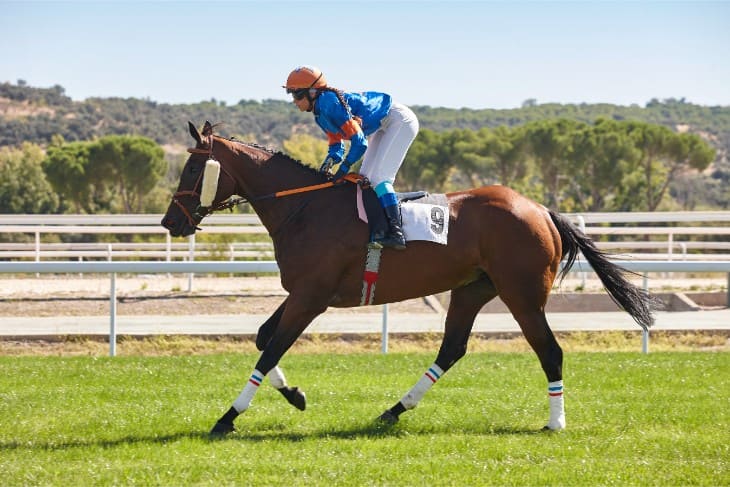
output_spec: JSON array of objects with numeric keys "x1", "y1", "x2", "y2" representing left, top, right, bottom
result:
[{"x1": 161, "y1": 215, "x2": 195, "y2": 237}]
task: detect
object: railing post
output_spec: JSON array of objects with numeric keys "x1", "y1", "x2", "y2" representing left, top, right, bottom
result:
[
  {"x1": 110, "y1": 272, "x2": 117, "y2": 357},
  {"x1": 668, "y1": 233, "x2": 674, "y2": 261},
  {"x1": 166, "y1": 233, "x2": 171, "y2": 262},
  {"x1": 576, "y1": 215, "x2": 587, "y2": 288},
  {"x1": 35, "y1": 231, "x2": 40, "y2": 278},
  {"x1": 381, "y1": 304, "x2": 389, "y2": 354},
  {"x1": 187, "y1": 234, "x2": 195, "y2": 292},
  {"x1": 642, "y1": 273, "x2": 650, "y2": 354},
  {"x1": 165, "y1": 233, "x2": 172, "y2": 278}
]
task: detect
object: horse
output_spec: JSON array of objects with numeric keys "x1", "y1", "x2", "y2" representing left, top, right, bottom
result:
[{"x1": 162, "y1": 121, "x2": 655, "y2": 435}]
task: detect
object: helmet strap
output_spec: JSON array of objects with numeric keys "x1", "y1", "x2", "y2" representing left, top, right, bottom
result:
[
  {"x1": 304, "y1": 88, "x2": 320, "y2": 111},
  {"x1": 308, "y1": 72, "x2": 324, "y2": 88}
]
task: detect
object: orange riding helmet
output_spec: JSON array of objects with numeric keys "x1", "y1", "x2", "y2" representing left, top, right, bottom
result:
[{"x1": 283, "y1": 66, "x2": 327, "y2": 92}]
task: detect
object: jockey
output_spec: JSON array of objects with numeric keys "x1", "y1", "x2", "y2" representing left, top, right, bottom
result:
[{"x1": 283, "y1": 65, "x2": 419, "y2": 250}]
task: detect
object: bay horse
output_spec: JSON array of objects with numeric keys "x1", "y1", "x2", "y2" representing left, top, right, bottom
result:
[{"x1": 162, "y1": 121, "x2": 654, "y2": 435}]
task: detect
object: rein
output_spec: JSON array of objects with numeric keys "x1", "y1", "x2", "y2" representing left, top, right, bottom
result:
[{"x1": 178, "y1": 142, "x2": 367, "y2": 225}]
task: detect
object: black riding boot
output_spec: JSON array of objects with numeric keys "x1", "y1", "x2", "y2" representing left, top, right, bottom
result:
[{"x1": 375, "y1": 203, "x2": 406, "y2": 250}]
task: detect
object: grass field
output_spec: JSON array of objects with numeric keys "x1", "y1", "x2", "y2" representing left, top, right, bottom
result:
[{"x1": 1, "y1": 351, "x2": 727, "y2": 486}]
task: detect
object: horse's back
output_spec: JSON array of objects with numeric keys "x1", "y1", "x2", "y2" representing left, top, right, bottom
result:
[
  {"x1": 446, "y1": 185, "x2": 562, "y2": 285},
  {"x1": 447, "y1": 185, "x2": 558, "y2": 248}
]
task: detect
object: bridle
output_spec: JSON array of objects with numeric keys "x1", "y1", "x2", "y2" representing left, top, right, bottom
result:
[
  {"x1": 171, "y1": 134, "x2": 368, "y2": 231},
  {"x1": 170, "y1": 135, "x2": 244, "y2": 229}
]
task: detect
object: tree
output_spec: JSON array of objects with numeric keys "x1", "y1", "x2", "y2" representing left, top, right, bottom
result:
[
  {"x1": 400, "y1": 129, "x2": 470, "y2": 192},
  {"x1": 565, "y1": 118, "x2": 638, "y2": 211},
  {"x1": 43, "y1": 135, "x2": 166, "y2": 213},
  {"x1": 453, "y1": 127, "x2": 493, "y2": 187},
  {"x1": 621, "y1": 122, "x2": 716, "y2": 211},
  {"x1": 523, "y1": 119, "x2": 581, "y2": 209},
  {"x1": 43, "y1": 139, "x2": 102, "y2": 213},
  {"x1": 89, "y1": 135, "x2": 167, "y2": 213},
  {"x1": 457, "y1": 126, "x2": 529, "y2": 189},
  {"x1": 282, "y1": 133, "x2": 329, "y2": 169},
  {"x1": 0, "y1": 142, "x2": 59, "y2": 214}
]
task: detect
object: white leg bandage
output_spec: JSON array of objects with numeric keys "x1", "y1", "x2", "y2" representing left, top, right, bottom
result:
[
  {"x1": 400, "y1": 364, "x2": 444, "y2": 410},
  {"x1": 547, "y1": 380, "x2": 566, "y2": 430},
  {"x1": 232, "y1": 369, "x2": 264, "y2": 413},
  {"x1": 268, "y1": 366, "x2": 287, "y2": 389}
]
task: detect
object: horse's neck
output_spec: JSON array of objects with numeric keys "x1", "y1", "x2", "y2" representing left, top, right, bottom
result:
[
  {"x1": 229, "y1": 143, "x2": 323, "y2": 238},
  {"x1": 234, "y1": 145, "x2": 320, "y2": 196}
]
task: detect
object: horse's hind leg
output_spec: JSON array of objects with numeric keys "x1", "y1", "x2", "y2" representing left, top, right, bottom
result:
[
  {"x1": 256, "y1": 298, "x2": 306, "y2": 411},
  {"x1": 379, "y1": 276, "x2": 497, "y2": 423},
  {"x1": 500, "y1": 291, "x2": 565, "y2": 430}
]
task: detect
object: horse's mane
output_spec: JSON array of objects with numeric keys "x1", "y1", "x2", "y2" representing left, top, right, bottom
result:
[{"x1": 214, "y1": 134, "x2": 323, "y2": 178}]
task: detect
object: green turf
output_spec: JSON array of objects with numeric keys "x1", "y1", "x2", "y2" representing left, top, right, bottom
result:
[{"x1": 1, "y1": 352, "x2": 727, "y2": 486}]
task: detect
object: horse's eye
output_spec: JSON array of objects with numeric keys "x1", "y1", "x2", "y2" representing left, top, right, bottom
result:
[{"x1": 189, "y1": 165, "x2": 200, "y2": 175}]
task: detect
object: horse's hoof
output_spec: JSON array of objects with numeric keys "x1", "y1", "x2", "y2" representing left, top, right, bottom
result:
[
  {"x1": 209, "y1": 421, "x2": 235, "y2": 436},
  {"x1": 279, "y1": 386, "x2": 306, "y2": 411},
  {"x1": 377, "y1": 410, "x2": 399, "y2": 424},
  {"x1": 541, "y1": 424, "x2": 564, "y2": 432}
]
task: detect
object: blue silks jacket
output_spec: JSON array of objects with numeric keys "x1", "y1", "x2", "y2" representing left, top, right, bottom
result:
[{"x1": 314, "y1": 90, "x2": 392, "y2": 165}]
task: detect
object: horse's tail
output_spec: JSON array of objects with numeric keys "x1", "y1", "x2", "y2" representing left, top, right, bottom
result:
[{"x1": 549, "y1": 209, "x2": 656, "y2": 331}]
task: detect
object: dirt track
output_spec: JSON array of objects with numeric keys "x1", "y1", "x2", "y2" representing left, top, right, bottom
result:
[
  {"x1": 0, "y1": 276, "x2": 435, "y2": 317},
  {"x1": 1, "y1": 274, "x2": 726, "y2": 318}
]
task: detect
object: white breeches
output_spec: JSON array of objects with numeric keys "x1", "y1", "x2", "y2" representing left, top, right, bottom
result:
[{"x1": 359, "y1": 102, "x2": 419, "y2": 187}]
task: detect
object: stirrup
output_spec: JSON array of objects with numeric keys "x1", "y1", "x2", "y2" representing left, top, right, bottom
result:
[{"x1": 374, "y1": 234, "x2": 406, "y2": 250}]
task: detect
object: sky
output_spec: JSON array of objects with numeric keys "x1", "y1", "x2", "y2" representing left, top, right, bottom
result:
[{"x1": 1, "y1": 0, "x2": 729, "y2": 110}]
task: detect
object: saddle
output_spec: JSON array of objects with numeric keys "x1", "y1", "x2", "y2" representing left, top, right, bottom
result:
[
  {"x1": 341, "y1": 174, "x2": 446, "y2": 244},
  {"x1": 361, "y1": 187, "x2": 444, "y2": 243}
]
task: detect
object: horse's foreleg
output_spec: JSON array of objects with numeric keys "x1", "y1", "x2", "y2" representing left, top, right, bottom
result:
[
  {"x1": 255, "y1": 298, "x2": 287, "y2": 350},
  {"x1": 211, "y1": 297, "x2": 326, "y2": 435},
  {"x1": 379, "y1": 278, "x2": 496, "y2": 424},
  {"x1": 254, "y1": 298, "x2": 307, "y2": 411}
]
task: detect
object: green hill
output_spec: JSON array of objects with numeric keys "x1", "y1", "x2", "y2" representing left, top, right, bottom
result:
[
  {"x1": 1, "y1": 81, "x2": 728, "y2": 211},
  {"x1": 2, "y1": 81, "x2": 729, "y2": 157}
]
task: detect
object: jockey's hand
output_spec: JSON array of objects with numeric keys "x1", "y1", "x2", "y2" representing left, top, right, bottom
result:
[
  {"x1": 319, "y1": 156, "x2": 338, "y2": 175},
  {"x1": 332, "y1": 164, "x2": 350, "y2": 181}
]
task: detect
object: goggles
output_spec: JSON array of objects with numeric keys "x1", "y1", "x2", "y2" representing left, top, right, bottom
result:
[{"x1": 287, "y1": 88, "x2": 309, "y2": 101}]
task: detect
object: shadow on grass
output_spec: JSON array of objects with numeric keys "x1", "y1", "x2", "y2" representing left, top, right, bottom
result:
[
  {"x1": 0, "y1": 430, "x2": 210, "y2": 452},
  {"x1": 229, "y1": 421, "x2": 542, "y2": 443},
  {"x1": 0, "y1": 418, "x2": 543, "y2": 452}
]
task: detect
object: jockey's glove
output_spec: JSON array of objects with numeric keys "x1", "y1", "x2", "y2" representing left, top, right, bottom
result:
[{"x1": 319, "y1": 156, "x2": 339, "y2": 174}]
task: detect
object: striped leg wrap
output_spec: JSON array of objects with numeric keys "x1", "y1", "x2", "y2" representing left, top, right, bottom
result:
[
  {"x1": 547, "y1": 380, "x2": 566, "y2": 430},
  {"x1": 232, "y1": 369, "x2": 264, "y2": 413},
  {"x1": 400, "y1": 364, "x2": 444, "y2": 410}
]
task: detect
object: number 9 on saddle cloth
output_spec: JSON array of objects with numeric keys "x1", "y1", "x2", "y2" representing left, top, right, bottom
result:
[{"x1": 360, "y1": 188, "x2": 449, "y2": 246}]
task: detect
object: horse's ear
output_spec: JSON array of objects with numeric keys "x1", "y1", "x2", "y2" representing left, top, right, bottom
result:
[
  {"x1": 202, "y1": 120, "x2": 214, "y2": 137},
  {"x1": 188, "y1": 121, "x2": 202, "y2": 145}
]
